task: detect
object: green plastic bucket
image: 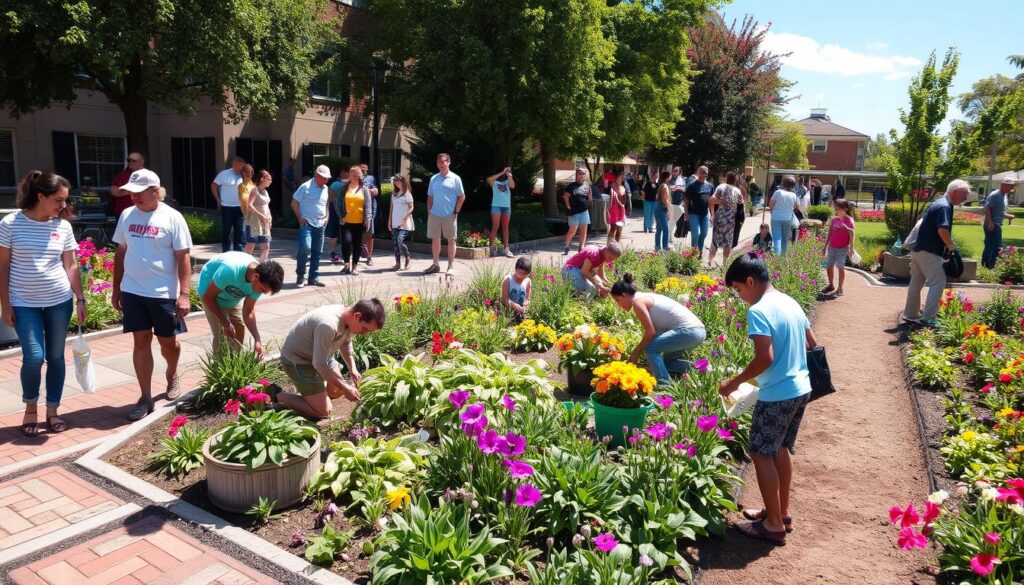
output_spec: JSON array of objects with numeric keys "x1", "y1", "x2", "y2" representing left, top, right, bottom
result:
[{"x1": 589, "y1": 399, "x2": 653, "y2": 448}]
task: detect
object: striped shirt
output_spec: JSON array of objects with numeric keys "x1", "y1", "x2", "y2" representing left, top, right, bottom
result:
[{"x1": 0, "y1": 212, "x2": 77, "y2": 308}]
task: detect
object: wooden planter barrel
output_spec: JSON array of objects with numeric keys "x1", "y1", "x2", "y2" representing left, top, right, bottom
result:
[{"x1": 202, "y1": 430, "x2": 321, "y2": 513}]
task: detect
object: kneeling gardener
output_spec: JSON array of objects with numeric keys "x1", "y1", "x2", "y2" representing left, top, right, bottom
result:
[{"x1": 276, "y1": 299, "x2": 385, "y2": 420}]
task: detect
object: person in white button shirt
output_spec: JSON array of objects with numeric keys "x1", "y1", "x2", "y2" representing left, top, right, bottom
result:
[
  {"x1": 210, "y1": 157, "x2": 245, "y2": 252},
  {"x1": 290, "y1": 164, "x2": 332, "y2": 288},
  {"x1": 112, "y1": 169, "x2": 194, "y2": 421}
]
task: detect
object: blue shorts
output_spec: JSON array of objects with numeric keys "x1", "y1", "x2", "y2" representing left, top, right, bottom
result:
[
  {"x1": 491, "y1": 206, "x2": 511, "y2": 216},
  {"x1": 568, "y1": 211, "x2": 591, "y2": 227},
  {"x1": 244, "y1": 225, "x2": 270, "y2": 244}
]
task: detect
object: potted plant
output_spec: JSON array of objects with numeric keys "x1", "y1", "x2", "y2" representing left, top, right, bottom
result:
[
  {"x1": 203, "y1": 381, "x2": 321, "y2": 513},
  {"x1": 589, "y1": 361, "x2": 656, "y2": 447},
  {"x1": 556, "y1": 324, "x2": 624, "y2": 397}
]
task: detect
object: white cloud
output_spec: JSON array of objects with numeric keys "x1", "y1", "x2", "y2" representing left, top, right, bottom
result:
[
  {"x1": 763, "y1": 31, "x2": 921, "y2": 77},
  {"x1": 866, "y1": 41, "x2": 888, "y2": 52}
]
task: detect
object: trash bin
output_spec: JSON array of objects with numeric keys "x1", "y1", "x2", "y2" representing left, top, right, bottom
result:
[{"x1": 589, "y1": 194, "x2": 609, "y2": 233}]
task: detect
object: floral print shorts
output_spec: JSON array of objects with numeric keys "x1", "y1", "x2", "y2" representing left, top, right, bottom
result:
[{"x1": 747, "y1": 394, "x2": 810, "y2": 457}]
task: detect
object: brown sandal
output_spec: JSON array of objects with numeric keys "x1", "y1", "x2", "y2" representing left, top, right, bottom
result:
[
  {"x1": 46, "y1": 416, "x2": 67, "y2": 433},
  {"x1": 742, "y1": 508, "x2": 793, "y2": 533},
  {"x1": 735, "y1": 520, "x2": 787, "y2": 545},
  {"x1": 22, "y1": 422, "x2": 40, "y2": 437}
]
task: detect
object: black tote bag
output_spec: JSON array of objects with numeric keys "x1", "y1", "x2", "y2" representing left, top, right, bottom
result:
[{"x1": 806, "y1": 346, "x2": 836, "y2": 402}]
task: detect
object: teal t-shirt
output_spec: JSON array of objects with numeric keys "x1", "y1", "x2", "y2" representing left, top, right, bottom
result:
[
  {"x1": 198, "y1": 251, "x2": 261, "y2": 308},
  {"x1": 491, "y1": 179, "x2": 511, "y2": 208},
  {"x1": 747, "y1": 289, "x2": 811, "y2": 402}
]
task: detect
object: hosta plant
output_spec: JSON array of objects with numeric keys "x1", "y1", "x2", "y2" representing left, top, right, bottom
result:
[
  {"x1": 213, "y1": 386, "x2": 318, "y2": 470},
  {"x1": 354, "y1": 354, "x2": 445, "y2": 429},
  {"x1": 307, "y1": 435, "x2": 428, "y2": 501}
]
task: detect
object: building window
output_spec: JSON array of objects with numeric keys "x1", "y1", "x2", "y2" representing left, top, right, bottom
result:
[
  {"x1": 811, "y1": 140, "x2": 827, "y2": 153},
  {"x1": 309, "y1": 54, "x2": 350, "y2": 105},
  {"x1": 0, "y1": 129, "x2": 15, "y2": 189},
  {"x1": 379, "y1": 149, "x2": 402, "y2": 179},
  {"x1": 312, "y1": 143, "x2": 351, "y2": 165},
  {"x1": 76, "y1": 134, "x2": 126, "y2": 188}
]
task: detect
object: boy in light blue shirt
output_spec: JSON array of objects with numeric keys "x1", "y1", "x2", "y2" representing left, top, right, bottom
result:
[{"x1": 720, "y1": 252, "x2": 817, "y2": 546}]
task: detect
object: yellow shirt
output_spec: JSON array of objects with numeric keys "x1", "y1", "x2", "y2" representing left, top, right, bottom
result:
[
  {"x1": 344, "y1": 186, "x2": 365, "y2": 224},
  {"x1": 238, "y1": 181, "x2": 256, "y2": 211}
]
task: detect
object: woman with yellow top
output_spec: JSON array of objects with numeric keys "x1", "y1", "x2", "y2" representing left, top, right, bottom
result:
[
  {"x1": 338, "y1": 165, "x2": 373, "y2": 275},
  {"x1": 237, "y1": 164, "x2": 255, "y2": 214}
]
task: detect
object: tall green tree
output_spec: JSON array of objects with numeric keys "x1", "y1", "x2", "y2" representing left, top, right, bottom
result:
[
  {"x1": 862, "y1": 133, "x2": 894, "y2": 172},
  {"x1": 754, "y1": 117, "x2": 809, "y2": 171},
  {"x1": 957, "y1": 74, "x2": 1024, "y2": 173},
  {"x1": 652, "y1": 16, "x2": 789, "y2": 172},
  {"x1": 0, "y1": 0, "x2": 333, "y2": 156}
]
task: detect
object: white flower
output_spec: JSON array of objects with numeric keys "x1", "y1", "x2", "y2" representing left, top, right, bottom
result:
[
  {"x1": 981, "y1": 487, "x2": 1000, "y2": 501},
  {"x1": 955, "y1": 483, "x2": 970, "y2": 497},
  {"x1": 449, "y1": 341, "x2": 464, "y2": 351},
  {"x1": 976, "y1": 479, "x2": 991, "y2": 490},
  {"x1": 1010, "y1": 504, "x2": 1024, "y2": 517},
  {"x1": 928, "y1": 490, "x2": 949, "y2": 505}
]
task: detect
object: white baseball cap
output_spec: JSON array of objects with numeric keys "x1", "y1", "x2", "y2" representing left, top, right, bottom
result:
[
  {"x1": 1001, "y1": 177, "x2": 1017, "y2": 186},
  {"x1": 120, "y1": 169, "x2": 161, "y2": 193},
  {"x1": 315, "y1": 165, "x2": 331, "y2": 179}
]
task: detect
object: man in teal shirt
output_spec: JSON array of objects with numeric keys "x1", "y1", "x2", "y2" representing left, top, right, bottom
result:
[{"x1": 198, "y1": 251, "x2": 284, "y2": 357}]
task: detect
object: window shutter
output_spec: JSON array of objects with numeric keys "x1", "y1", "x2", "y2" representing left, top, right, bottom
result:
[
  {"x1": 301, "y1": 143, "x2": 314, "y2": 179},
  {"x1": 52, "y1": 131, "x2": 78, "y2": 188}
]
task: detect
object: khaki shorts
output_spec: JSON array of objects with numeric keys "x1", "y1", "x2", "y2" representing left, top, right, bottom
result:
[
  {"x1": 203, "y1": 304, "x2": 244, "y2": 353},
  {"x1": 281, "y1": 358, "x2": 338, "y2": 397},
  {"x1": 426, "y1": 213, "x2": 457, "y2": 240}
]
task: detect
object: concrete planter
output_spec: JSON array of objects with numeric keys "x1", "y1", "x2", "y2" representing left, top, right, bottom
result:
[
  {"x1": 882, "y1": 251, "x2": 978, "y2": 282},
  {"x1": 202, "y1": 430, "x2": 321, "y2": 513}
]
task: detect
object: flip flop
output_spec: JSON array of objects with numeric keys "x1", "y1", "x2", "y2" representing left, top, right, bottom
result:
[
  {"x1": 742, "y1": 508, "x2": 793, "y2": 533},
  {"x1": 22, "y1": 422, "x2": 40, "y2": 437},
  {"x1": 735, "y1": 519, "x2": 787, "y2": 545},
  {"x1": 46, "y1": 416, "x2": 67, "y2": 433}
]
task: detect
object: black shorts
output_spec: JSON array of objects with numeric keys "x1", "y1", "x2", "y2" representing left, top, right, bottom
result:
[
  {"x1": 325, "y1": 204, "x2": 341, "y2": 239},
  {"x1": 122, "y1": 292, "x2": 187, "y2": 337},
  {"x1": 747, "y1": 394, "x2": 810, "y2": 457}
]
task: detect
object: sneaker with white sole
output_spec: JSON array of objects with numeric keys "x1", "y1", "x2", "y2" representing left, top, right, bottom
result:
[{"x1": 166, "y1": 376, "x2": 182, "y2": 400}]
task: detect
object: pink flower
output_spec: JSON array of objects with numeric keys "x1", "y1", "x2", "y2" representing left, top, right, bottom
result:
[
  {"x1": 654, "y1": 395, "x2": 674, "y2": 409},
  {"x1": 716, "y1": 335, "x2": 726, "y2": 344},
  {"x1": 896, "y1": 527, "x2": 927, "y2": 550},
  {"x1": 514, "y1": 484, "x2": 542, "y2": 507},
  {"x1": 477, "y1": 429, "x2": 500, "y2": 454},
  {"x1": 999, "y1": 373, "x2": 1013, "y2": 384},
  {"x1": 593, "y1": 533, "x2": 618, "y2": 552},
  {"x1": 498, "y1": 432, "x2": 526, "y2": 456},
  {"x1": 889, "y1": 503, "x2": 920, "y2": 528},
  {"x1": 507, "y1": 460, "x2": 535, "y2": 479},
  {"x1": 970, "y1": 553, "x2": 999, "y2": 576},
  {"x1": 168, "y1": 415, "x2": 188, "y2": 438},
  {"x1": 716, "y1": 427, "x2": 734, "y2": 441},
  {"x1": 995, "y1": 487, "x2": 1023, "y2": 505},
  {"x1": 693, "y1": 358, "x2": 710, "y2": 373},
  {"x1": 981, "y1": 383, "x2": 994, "y2": 394},
  {"x1": 257, "y1": 378, "x2": 272, "y2": 387},
  {"x1": 245, "y1": 392, "x2": 270, "y2": 406},
  {"x1": 984, "y1": 532, "x2": 1001, "y2": 545},
  {"x1": 697, "y1": 414, "x2": 718, "y2": 432},
  {"x1": 223, "y1": 399, "x2": 241, "y2": 415},
  {"x1": 501, "y1": 395, "x2": 516, "y2": 412},
  {"x1": 922, "y1": 501, "x2": 940, "y2": 523},
  {"x1": 449, "y1": 390, "x2": 470, "y2": 409},
  {"x1": 643, "y1": 422, "x2": 671, "y2": 441}
]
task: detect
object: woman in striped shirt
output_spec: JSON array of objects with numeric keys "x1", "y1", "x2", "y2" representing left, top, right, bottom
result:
[{"x1": 0, "y1": 171, "x2": 87, "y2": 436}]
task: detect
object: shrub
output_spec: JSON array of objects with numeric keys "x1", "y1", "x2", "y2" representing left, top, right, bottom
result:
[
  {"x1": 670, "y1": 247, "x2": 703, "y2": 276},
  {"x1": 352, "y1": 309, "x2": 416, "y2": 371},
  {"x1": 806, "y1": 205, "x2": 833, "y2": 222},
  {"x1": 183, "y1": 212, "x2": 221, "y2": 245},
  {"x1": 529, "y1": 269, "x2": 577, "y2": 331},
  {"x1": 75, "y1": 290, "x2": 122, "y2": 332},
  {"x1": 214, "y1": 390, "x2": 318, "y2": 470},
  {"x1": 995, "y1": 246, "x2": 1024, "y2": 284},
  {"x1": 195, "y1": 346, "x2": 281, "y2": 409},
  {"x1": 980, "y1": 289, "x2": 1023, "y2": 334},
  {"x1": 450, "y1": 307, "x2": 511, "y2": 355},
  {"x1": 355, "y1": 354, "x2": 444, "y2": 430},
  {"x1": 149, "y1": 423, "x2": 210, "y2": 477}
]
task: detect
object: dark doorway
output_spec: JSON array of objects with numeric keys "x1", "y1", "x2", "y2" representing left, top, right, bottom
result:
[
  {"x1": 170, "y1": 137, "x2": 216, "y2": 209},
  {"x1": 236, "y1": 138, "x2": 284, "y2": 216}
]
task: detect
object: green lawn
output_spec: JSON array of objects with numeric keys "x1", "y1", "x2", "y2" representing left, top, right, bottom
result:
[{"x1": 854, "y1": 222, "x2": 1024, "y2": 260}]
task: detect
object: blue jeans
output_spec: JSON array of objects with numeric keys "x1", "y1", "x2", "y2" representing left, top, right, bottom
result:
[
  {"x1": 982, "y1": 224, "x2": 1002, "y2": 269},
  {"x1": 642, "y1": 200, "x2": 657, "y2": 232},
  {"x1": 654, "y1": 206, "x2": 670, "y2": 251},
  {"x1": 646, "y1": 325, "x2": 706, "y2": 386},
  {"x1": 690, "y1": 214, "x2": 709, "y2": 251},
  {"x1": 393, "y1": 228, "x2": 411, "y2": 264},
  {"x1": 771, "y1": 219, "x2": 791, "y2": 254},
  {"x1": 563, "y1": 267, "x2": 595, "y2": 296},
  {"x1": 221, "y1": 206, "x2": 244, "y2": 252},
  {"x1": 13, "y1": 298, "x2": 74, "y2": 408},
  {"x1": 297, "y1": 223, "x2": 325, "y2": 282}
]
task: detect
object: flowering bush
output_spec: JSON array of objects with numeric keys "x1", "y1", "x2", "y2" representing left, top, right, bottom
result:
[
  {"x1": 995, "y1": 246, "x2": 1024, "y2": 285},
  {"x1": 213, "y1": 381, "x2": 319, "y2": 470},
  {"x1": 392, "y1": 293, "x2": 420, "y2": 309},
  {"x1": 857, "y1": 210, "x2": 885, "y2": 222},
  {"x1": 458, "y1": 230, "x2": 488, "y2": 248},
  {"x1": 556, "y1": 324, "x2": 623, "y2": 372},
  {"x1": 590, "y1": 361, "x2": 655, "y2": 409},
  {"x1": 654, "y1": 276, "x2": 688, "y2": 296},
  {"x1": 512, "y1": 319, "x2": 557, "y2": 353},
  {"x1": 430, "y1": 331, "x2": 463, "y2": 358},
  {"x1": 149, "y1": 416, "x2": 210, "y2": 477}
]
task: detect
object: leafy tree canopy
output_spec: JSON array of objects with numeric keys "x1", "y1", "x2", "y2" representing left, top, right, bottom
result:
[
  {"x1": 957, "y1": 73, "x2": 1024, "y2": 173},
  {"x1": 755, "y1": 116, "x2": 809, "y2": 170}
]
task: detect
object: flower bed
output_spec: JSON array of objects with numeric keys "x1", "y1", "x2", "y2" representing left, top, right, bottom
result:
[{"x1": 895, "y1": 288, "x2": 1024, "y2": 582}]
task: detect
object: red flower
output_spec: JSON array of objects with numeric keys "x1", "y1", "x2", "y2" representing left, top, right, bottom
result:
[
  {"x1": 999, "y1": 373, "x2": 1013, "y2": 384},
  {"x1": 223, "y1": 399, "x2": 241, "y2": 415},
  {"x1": 432, "y1": 342, "x2": 443, "y2": 355},
  {"x1": 981, "y1": 383, "x2": 994, "y2": 394},
  {"x1": 922, "y1": 501, "x2": 940, "y2": 523},
  {"x1": 432, "y1": 332, "x2": 442, "y2": 343},
  {"x1": 444, "y1": 332, "x2": 454, "y2": 344},
  {"x1": 964, "y1": 353, "x2": 974, "y2": 364},
  {"x1": 889, "y1": 503, "x2": 920, "y2": 527}
]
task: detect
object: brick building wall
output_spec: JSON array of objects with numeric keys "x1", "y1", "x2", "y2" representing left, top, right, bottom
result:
[{"x1": 807, "y1": 139, "x2": 864, "y2": 171}]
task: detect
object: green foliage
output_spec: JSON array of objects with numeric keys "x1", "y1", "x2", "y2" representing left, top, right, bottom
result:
[
  {"x1": 354, "y1": 354, "x2": 445, "y2": 430},
  {"x1": 940, "y1": 430, "x2": 1003, "y2": 477},
  {"x1": 907, "y1": 332, "x2": 958, "y2": 389},
  {"x1": 149, "y1": 425, "x2": 210, "y2": 477},
  {"x1": 932, "y1": 497, "x2": 1024, "y2": 584},
  {"x1": 980, "y1": 289, "x2": 1024, "y2": 334},
  {"x1": 528, "y1": 268, "x2": 578, "y2": 331},
  {"x1": 758, "y1": 117, "x2": 810, "y2": 170},
  {"x1": 995, "y1": 246, "x2": 1024, "y2": 285},
  {"x1": 307, "y1": 435, "x2": 428, "y2": 502},
  {"x1": 352, "y1": 309, "x2": 416, "y2": 371},
  {"x1": 212, "y1": 408, "x2": 318, "y2": 471},
  {"x1": 75, "y1": 291, "x2": 122, "y2": 332},
  {"x1": 450, "y1": 308, "x2": 511, "y2": 355},
  {"x1": 183, "y1": 213, "x2": 221, "y2": 245},
  {"x1": 884, "y1": 202, "x2": 920, "y2": 242},
  {"x1": 666, "y1": 247, "x2": 702, "y2": 276},
  {"x1": 305, "y1": 524, "x2": 354, "y2": 567},
  {"x1": 532, "y1": 445, "x2": 626, "y2": 540},
  {"x1": 247, "y1": 497, "x2": 280, "y2": 526},
  {"x1": 369, "y1": 496, "x2": 514, "y2": 585},
  {"x1": 806, "y1": 205, "x2": 833, "y2": 222},
  {"x1": 195, "y1": 346, "x2": 280, "y2": 409},
  {"x1": 863, "y1": 133, "x2": 895, "y2": 172}
]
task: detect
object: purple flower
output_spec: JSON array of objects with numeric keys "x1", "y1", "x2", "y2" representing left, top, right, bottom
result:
[
  {"x1": 460, "y1": 403, "x2": 487, "y2": 436},
  {"x1": 449, "y1": 390, "x2": 470, "y2": 409},
  {"x1": 507, "y1": 460, "x2": 535, "y2": 479},
  {"x1": 501, "y1": 395, "x2": 516, "y2": 412},
  {"x1": 290, "y1": 532, "x2": 305, "y2": 547},
  {"x1": 697, "y1": 414, "x2": 718, "y2": 432},
  {"x1": 644, "y1": 422, "x2": 671, "y2": 441},
  {"x1": 693, "y1": 358, "x2": 710, "y2": 373},
  {"x1": 498, "y1": 432, "x2": 527, "y2": 456},
  {"x1": 711, "y1": 349, "x2": 720, "y2": 358},
  {"x1": 476, "y1": 429, "x2": 500, "y2": 454},
  {"x1": 515, "y1": 484, "x2": 542, "y2": 507},
  {"x1": 654, "y1": 395, "x2": 674, "y2": 409},
  {"x1": 639, "y1": 553, "x2": 653, "y2": 566},
  {"x1": 716, "y1": 427, "x2": 734, "y2": 441},
  {"x1": 593, "y1": 533, "x2": 618, "y2": 552}
]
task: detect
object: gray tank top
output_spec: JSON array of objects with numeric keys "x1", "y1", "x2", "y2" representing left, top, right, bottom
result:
[{"x1": 643, "y1": 293, "x2": 703, "y2": 332}]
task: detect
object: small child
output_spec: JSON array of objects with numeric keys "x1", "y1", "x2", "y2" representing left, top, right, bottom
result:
[
  {"x1": 752, "y1": 223, "x2": 773, "y2": 254},
  {"x1": 501, "y1": 256, "x2": 532, "y2": 323},
  {"x1": 720, "y1": 252, "x2": 817, "y2": 546},
  {"x1": 823, "y1": 199, "x2": 855, "y2": 296}
]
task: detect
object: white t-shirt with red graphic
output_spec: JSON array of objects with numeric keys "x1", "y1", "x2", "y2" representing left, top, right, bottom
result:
[{"x1": 113, "y1": 203, "x2": 193, "y2": 299}]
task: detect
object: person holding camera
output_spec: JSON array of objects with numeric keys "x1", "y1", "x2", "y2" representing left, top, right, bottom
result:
[{"x1": 487, "y1": 167, "x2": 517, "y2": 257}]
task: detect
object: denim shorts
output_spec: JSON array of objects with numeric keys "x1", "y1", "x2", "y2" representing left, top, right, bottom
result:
[
  {"x1": 568, "y1": 211, "x2": 591, "y2": 227},
  {"x1": 748, "y1": 393, "x2": 810, "y2": 457},
  {"x1": 825, "y1": 246, "x2": 848, "y2": 269},
  {"x1": 491, "y1": 206, "x2": 511, "y2": 216},
  {"x1": 244, "y1": 225, "x2": 271, "y2": 244}
]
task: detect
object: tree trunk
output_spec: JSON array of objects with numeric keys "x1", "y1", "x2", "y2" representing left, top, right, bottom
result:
[
  {"x1": 121, "y1": 58, "x2": 149, "y2": 158},
  {"x1": 542, "y1": 144, "x2": 558, "y2": 219}
]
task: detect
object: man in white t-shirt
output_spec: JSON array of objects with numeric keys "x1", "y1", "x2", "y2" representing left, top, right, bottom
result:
[
  {"x1": 210, "y1": 157, "x2": 245, "y2": 252},
  {"x1": 112, "y1": 170, "x2": 194, "y2": 421}
]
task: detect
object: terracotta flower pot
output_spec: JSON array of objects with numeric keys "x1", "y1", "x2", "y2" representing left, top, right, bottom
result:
[
  {"x1": 567, "y1": 367, "x2": 595, "y2": 397},
  {"x1": 202, "y1": 430, "x2": 321, "y2": 513}
]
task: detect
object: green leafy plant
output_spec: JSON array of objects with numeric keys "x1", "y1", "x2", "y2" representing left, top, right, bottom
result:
[
  {"x1": 182, "y1": 212, "x2": 221, "y2": 245},
  {"x1": 532, "y1": 445, "x2": 627, "y2": 540},
  {"x1": 450, "y1": 307, "x2": 511, "y2": 355},
  {"x1": 305, "y1": 524, "x2": 354, "y2": 566},
  {"x1": 995, "y1": 245, "x2": 1024, "y2": 285},
  {"x1": 354, "y1": 354, "x2": 445, "y2": 429},
  {"x1": 307, "y1": 435, "x2": 428, "y2": 501},
  {"x1": 907, "y1": 332, "x2": 958, "y2": 389},
  {"x1": 806, "y1": 204, "x2": 834, "y2": 222},
  {"x1": 940, "y1": 429, "x2": 1004, "y2": 477},
  {"x1": 73, "y1": 291, "x2": 122, "y2": 332},
  {"x1": 352, "y1": 309, "x2": 416, "y2": 371},
  {"x1": 195, "y1": 345, "x2": 280, "y2": 409},
  {"x1": 149, "y1": 424, "x2": 210, "y2": 477},
  {"x1": 981, "y1": 289, "x2": 1023, "y2": 334},
  {"x1": 665, "y1": 247, "x2": 702, "y2": 276},
  {"x1": 529, "y1": 268, "x2": 578, "y2": 331},
  {"x1": 213, "y1": 391, "x2": 319, "y2": 470},
  {"x1": 247, "y1": 497, "x2": 280, "y2": 525}
]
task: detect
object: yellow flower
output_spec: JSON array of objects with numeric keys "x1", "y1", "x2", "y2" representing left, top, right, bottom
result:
[
  {"x1": 1000, "y1": 407, "x2": 1016, "y2": 418},
  {"x1": 387, "y1": 486, "x2": 411, "y2": 510},
  {"x1": 1016, "y1": 445, "x2": 1024, "y2": 453},
  {"x1": 961, "y1": 430, "x2": 977, "y2": 442}
]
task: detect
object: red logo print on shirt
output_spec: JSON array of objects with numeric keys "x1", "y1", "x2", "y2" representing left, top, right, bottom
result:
[
  {"x1": 128, "y1": 224, "x2": 161, "y2": 237},
  {"x1": 50, "y1": 232, "x2": 60, "y2": 240}
]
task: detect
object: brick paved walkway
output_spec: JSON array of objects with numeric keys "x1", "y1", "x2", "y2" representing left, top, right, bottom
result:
[{"x1": 9, "y1": 516, "x2": 279, "y2": 585}]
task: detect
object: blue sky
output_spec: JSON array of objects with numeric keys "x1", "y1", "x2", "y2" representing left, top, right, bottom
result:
[{"x1": 720, "y1": 0, "x2": 1021, "y2": 138}]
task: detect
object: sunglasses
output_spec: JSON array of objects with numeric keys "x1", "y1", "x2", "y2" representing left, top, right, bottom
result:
[{"x1": 127, "y1": 158, "x2": 140, "y2": 163}]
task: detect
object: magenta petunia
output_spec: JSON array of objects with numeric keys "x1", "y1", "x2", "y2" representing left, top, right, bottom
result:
[
  {"x1": 593, "y1": 533, "x2": 618, "y2": 552},
  {"x1": 644, "y1": 422, "x2": 671, "y2": 441},
  {"x1": 476, "y1": 429, "x2": 500, "y2": 454},
  {"x1": 654, "y1": 395, "x2": 674, "y2": 409},
  {"x1": 970, "y1": 553, "x2": 999, "y2": 576},
  {"x1": 498, "y1": 432, "x2": 527, "y2": 457},
  {"x1": 896, "y1": 527, "x2": 927, "y2": 550},
  {"x1": 697, "y1": 414, "x2": 718, "y2": 432},
  {"x1": 501, "y1": 395, "x2": 516, "y2": 412},
  {"x1": 693, "y1": 358, "x2": 710, "y2": 373},
  {"x1": 507, "y1": 460, "x2": 535, "y2": 479},
  {"x1": 449, "y1": 390, "x2": 470, "y2": 410},
  {"x1": 716, "y1": 427, "x2": 734, "y2": 441},
  {"x1": 514, "y1": 483, "x2": 542, "y2": 507}
]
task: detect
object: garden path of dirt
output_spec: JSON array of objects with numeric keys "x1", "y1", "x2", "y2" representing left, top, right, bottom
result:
[{"x1": 700, "y1": 275, "x2": 945, "y2": 585}]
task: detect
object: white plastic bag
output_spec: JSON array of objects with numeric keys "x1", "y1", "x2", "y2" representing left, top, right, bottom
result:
[
  {"x1": 72, "y1": 326, "x2": 96, "y2": 394},
  {"x1": 721, "y1": 382, "x2": 759, "y2": 418},
  {"x1": 850, "y1": 249, "x2": 863, "y2": 265}
]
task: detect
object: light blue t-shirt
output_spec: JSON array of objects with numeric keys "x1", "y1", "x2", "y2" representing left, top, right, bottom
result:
[
  {"x1": 491, "y1": 180, "x2": 511, "y2": 208},
  {"x1": 770, "y1": 189, "x2": 798, "y2": 222},
  {"x1": 198, "y1": 251, "x2": 262, "y2": 308},
  {"x1": 293, "y1": 178, "x2": 329, "y2": 228},
  {"x1": 427, "y1": 172, "x2": 465, "y2": 217},
  {"x1": 747, "y1": 289, "x2": 811, "y2": 402},
  {"x1": 984, "y1": 189, "x2": 1007, "y2": 225}
]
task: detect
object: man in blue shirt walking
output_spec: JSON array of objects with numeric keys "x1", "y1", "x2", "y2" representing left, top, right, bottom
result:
[{"x1": 982, "y1": 177, "x2": 1015, "y2": 269}]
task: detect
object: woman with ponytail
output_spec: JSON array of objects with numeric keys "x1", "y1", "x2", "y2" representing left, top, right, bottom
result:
[
  {"x1": 0, "y1": 171, "x2": 86, "y2": 436},
  {"x1": 610, "y1": 272, "x2": 706, "y2": 386}
]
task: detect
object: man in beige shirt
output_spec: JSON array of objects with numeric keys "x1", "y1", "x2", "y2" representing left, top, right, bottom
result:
[{"x1": 276, "y1": 299, "x2": 385, "y2": 419}]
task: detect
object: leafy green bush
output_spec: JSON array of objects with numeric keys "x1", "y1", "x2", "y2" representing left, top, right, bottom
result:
[
  {"x1": 307, "y1": 435, "x2": 428, "y2": 500},
  {"x1": 213, "y1": 407, "x2": 318, "y2": 470},
  {"x1": 450, "y1": 307, "x2": 511, "y2": 355},
  {"x1": 183, "y1": 212, "x2": 221, "y2": 245},
  {"x1": 528, "y1": 268, "x2": 577, "y2": 331},
  {"x1": 884, "y1": 202, "x2": 921, "y2": 240},
  {"x1": 354, "y1": 354, "x2": 444, "y2": 429},
  {"x1": 666, "y1": 247, "x2": 702, "y2": 276},
  {"x1": 906, "y1": 332, "x2": 957, "y2": 389},
  {"x1": 194, "y1": 346, "x2": 281, "y2": 409},
  {"x1": 981, "y1": 289, "x2": 1023, "y2": 334},
  {"x1": 807, "y1": 205, "x2": 833, "y2": 222},
  {"x1": 994, "y1": 246, "x2": 1024, "y2": 284},
  {"x1": 149, "y1": 424, "x2": 210, "y2": 477},
  {"x1": 532, "y1": 445, "x2": 626, "y2": 539},
  {"x1": 75, "y1": 291, "x2": 122, "y2": 332},
  {"x1": 352, "y1": 310, "x2": 416, "y2": 371}
]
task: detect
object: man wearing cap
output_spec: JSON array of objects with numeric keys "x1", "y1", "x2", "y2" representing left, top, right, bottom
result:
[
  {"x1": 111, "y1": 170, "x2": 194, "y2": 421},
  {"x1": 111, "y1": 152, "x2": 145, "y2": 216},
  {"x1": 982, "y1": 177, "x2": 1017, "y2": 269},
  {"x1": 211, "y1": 157, "x2": 246, "y2": 252},
  {"x1": 290, "y1": 164, "x2": 332, "y2": 287}
]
